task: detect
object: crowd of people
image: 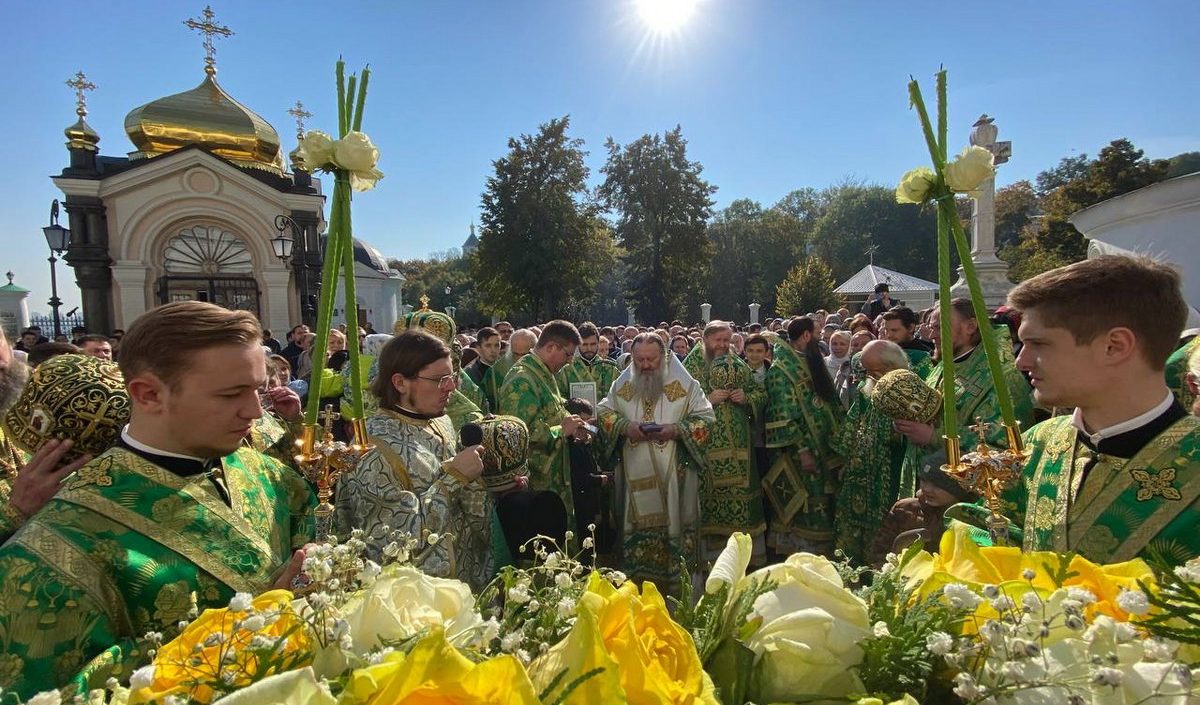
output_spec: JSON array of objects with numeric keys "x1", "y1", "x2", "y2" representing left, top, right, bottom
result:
[{"x1": 0, "y1": 255, "x2": 1198, "y2": 697}]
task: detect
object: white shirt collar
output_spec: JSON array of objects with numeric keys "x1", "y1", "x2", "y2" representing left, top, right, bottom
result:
[
  {"x1": 1070, "y1": 390, "x2": 1174, "y2": 446},
  {"x1": 121, "y1": 425, "x2": 208, "y2": 463}
]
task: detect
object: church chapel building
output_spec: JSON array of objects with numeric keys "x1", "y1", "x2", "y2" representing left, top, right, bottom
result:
[{"x1": 51, "y1": 9, "x2": 402, "y2": 335}]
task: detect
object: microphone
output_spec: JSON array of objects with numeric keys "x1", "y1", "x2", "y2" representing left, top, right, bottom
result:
[{"x1": 460, "y1": 422, "x2": 483, "y2": 448}]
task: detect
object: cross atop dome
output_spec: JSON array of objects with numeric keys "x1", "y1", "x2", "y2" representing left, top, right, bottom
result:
[
  {"x1": 65, "y1": 71, "x2": 96, "y2": 118},
  {"x1": 287, "y1": 100, "x2": 313, "y2": 140},
  {"x1": 184, "y1": 5, "x2": 234, "y2": 76}
]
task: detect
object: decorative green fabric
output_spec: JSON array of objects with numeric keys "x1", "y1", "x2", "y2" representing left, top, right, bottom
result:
[
  {"x1": 905, "y1": 347, "x2": 935, "y2": 380},
  {"x1": 1008, "y1": 415, "x2": 1200, "y2": 564},
  {"x1": 246, "y1": 411, "x2": 301, "y2": 469},
  {"x1": 0, "y1": 446, "x2": 314, "y2": 699},
  {"x1": 682, "y1": 347, "x2": 767, "y2": 543},
  {"x1": 498, "y1": 353, "x2": 573, "y2": 528},
  {"x1": 763, "y1": 340, "x2": 844, "y2": 554},
  {"x1": 458, "y1": 369, "x2": 487, "y2": 412},
  {"x1": 556, "y1": 354, "x2": 620, "y2": 404},
  {"x1": 1165, "y1": 336, "x2": 1200, "y2": 411},
  {"x1": 483, "y1": 351, "x2": 517, "y2": 413},
  {"x1": 832, "y1": 387, "x2": 908, "y2": 564},
  {"x1": 0, "y1": 428, "x2": 30, "y2": 542},
  {"x1": 903, "y1": 338, "x2": 1036, "y2": 485}
]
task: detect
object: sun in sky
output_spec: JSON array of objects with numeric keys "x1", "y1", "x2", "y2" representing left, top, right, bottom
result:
[{"x1": 633, "y1": 0, "x2": 700, "y2": 35}]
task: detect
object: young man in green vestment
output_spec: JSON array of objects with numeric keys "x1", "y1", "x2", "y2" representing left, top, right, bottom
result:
[
  {"x1": 498, "y1": 322, "x2": 587, "y2": 529},
  {"x1": 999, "y1": 255, "x2": 1200, "y2": 564},
  {"x1": 764, "y1": 317, "x2": 845, "y2": 556},
  {"x1": 556, "y1": 322, "x2": 620, "y2": 405},
  {"x1": 0, "y1": 302, "x2": 316, "y2": 698},
  {"x1": 894, "y1": 298, "x2": 1035, "y2": 486},
  {"x1": 682, "y1": 321, "x2": 768, "y2": 564}
]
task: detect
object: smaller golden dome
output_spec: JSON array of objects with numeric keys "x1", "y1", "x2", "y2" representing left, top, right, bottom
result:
[
  {"x1": 124, "y1": 73, "x2": 284, "y2": 173},
  {"x1": 65, "y1": 116, "x2": 100, "y2": 151}
]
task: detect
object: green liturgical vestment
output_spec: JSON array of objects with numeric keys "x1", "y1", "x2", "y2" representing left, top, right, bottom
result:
[
  {"x1": 556, "y1": 354, "x2": 620, "y2": 405},
  {"x1": 0, "y1": 446, "x2": 315, "y2": 698},
  {"x1": 681, "y1": 346, "x2": 767, "y2": 548},
  {"x1": 832, "y1": 386, "x2": 908, "y2": 565},
  {"x1": 1165, "y1": 336, "x2": 1200, "y2": 411},
  {"x1": 763, "y1": 340, "x2": 844, "y2": 554},
  {"x1": 499, "y1": 353, "x2": 574, "y2": 526},
  {"x1": 1006, "y1": 415, "x2": 1200, "y2": 564},
  {"x1": 903, "y1": 341, "x2": 1035, "y2": 483}
]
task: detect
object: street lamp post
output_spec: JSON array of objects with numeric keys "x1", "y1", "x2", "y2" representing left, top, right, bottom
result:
[
  {"x1": 273, "y1": 214, "x2": 315, "y2": 326},
  {"x1": 42, "y1": 200, "x2": 71, "y2": 339}
]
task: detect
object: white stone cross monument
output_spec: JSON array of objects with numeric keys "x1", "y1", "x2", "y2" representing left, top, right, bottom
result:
[{"x1": 951, "y1": 115, "x2": 1014, "y2": 307}]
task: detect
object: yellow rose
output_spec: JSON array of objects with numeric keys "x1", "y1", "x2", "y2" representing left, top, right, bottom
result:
[
  {"x1": 531, "y1": 573, "x2": 719, "y2": 705},
  {"x1": 297, "y1": 130, "x2": 335, "y2": 172},
  {"x1": 895, "y1": 167, "x2": 936, "y2": 204},
  {"x1": 349, "y1": 166, "x2": 385, "y2": 192},
  {"x1": 333, "y1": 132, "x2": 380, "y2": 172},
  {"x1": 130, "y1": 590, "x2": 313, "y2": 705},
  {"x1": 943, "y1": 146, "x2": 994, "y2": 194},
  {"x1": 905, "y1": 524, "x2": 1157, "y2": 631},
  {"x1": 743, "y1": 553, "x2": 871, "y2": 701},
  {"x1": 856, "y1": 696, "x2": 920, "y2": 705},
  {"x1": 338, "y1": 565, "x2": 483, "y2": 654},
  {"x1": 342, "y1": 630, "x2": 540, "y2": 705}
]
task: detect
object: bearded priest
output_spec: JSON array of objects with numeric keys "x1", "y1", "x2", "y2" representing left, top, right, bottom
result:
[
  {"x1": 0, "y1": 302, "x2": 315, "y2": 698},
  {"x1": 596, "y1": 333, "x2": 715, "y2": 585},
  {"x1": 556, "y1": 321, "x2": 620, "y2": 405}
]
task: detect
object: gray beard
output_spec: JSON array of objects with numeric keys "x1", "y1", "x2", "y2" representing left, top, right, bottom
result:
[
  {"x1": 0, "y1": 361, "x2": 30, "y2": 415},
  {"x1": 633, "y1": 364, "x2": 667, "y2": 404}
]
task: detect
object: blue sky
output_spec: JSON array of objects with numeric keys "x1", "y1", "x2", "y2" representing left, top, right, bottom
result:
[{"x1": 1, "y1": 0, "x2": 1197, "y2": 317}]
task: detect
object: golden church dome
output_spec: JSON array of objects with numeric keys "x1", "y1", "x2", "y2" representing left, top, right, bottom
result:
[{"x1": 124, "y1": 72, "x2": 284, "y2": 174}]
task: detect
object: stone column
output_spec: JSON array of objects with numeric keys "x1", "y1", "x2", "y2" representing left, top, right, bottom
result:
[
  {"x1": 62, "y1": 195, "x2": 114, "y2": 333},
  {"x1": 700, "y1": 303, "x2": 712, "y2": 324},
  {"x1": 109, "y1": 261, "x2": 150, "y2": 329},
  {"x1": 748, "y1": 303, "x2": 760, "y2": 325},
  {"x1": 951, "y1": 115, "x2": 1014, "y2": 308},
  {"x1": 259, "y1": 267, "x2": 292, "y2": 335},
  {"x1": 626, "y1": 307, "x2": 636, "y2": 327},
  {"x1": 288, "y1": 209, "x2": 322, "y2": 327}
]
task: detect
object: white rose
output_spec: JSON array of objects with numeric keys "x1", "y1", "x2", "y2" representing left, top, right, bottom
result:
[
  {"x1": 338, "y1": 564, "x2": 483, "y2": 654},
  {"x1": 210, "y1": 667, "x2": 334, "y2": 705},
  {"x1": 297, "y1": 130, "x2": 335, "y2": 172},
  {"x1": 944, "y1": 145, "x2": 995, "y2": 194},
  {"x1": 706, "y1": 532, "x2": 753, "y2": 594},
  {"x1": 333, "y1": 131, "x2": 380, "y2": 172},
  {"x1": 895, "y1": 166, "x2": 936, "y2": 204},
  {"x1": 743, "y1": 553, "x2": 871, "y2": 701},
  {"x1": 349, "y1": 166, "x2": 384, "y2": 192},
  {"x1": 25, "y1": 692, "x2": 63, "y2": 705}
]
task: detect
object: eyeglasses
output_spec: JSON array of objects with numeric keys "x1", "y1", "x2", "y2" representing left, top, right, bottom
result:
[{"x1": 416, "y1": 374, "x2": 458, "y2": 390}]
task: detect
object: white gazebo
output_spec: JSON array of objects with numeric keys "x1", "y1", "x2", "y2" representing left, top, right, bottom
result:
[{"x1": 836, "y1": 264, "x2": 938, "y2": 313}]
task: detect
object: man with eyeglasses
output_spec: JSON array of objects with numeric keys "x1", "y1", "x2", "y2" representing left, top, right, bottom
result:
[{"x1": 499, "y1": 321, "x2": 588, "y2": 528}]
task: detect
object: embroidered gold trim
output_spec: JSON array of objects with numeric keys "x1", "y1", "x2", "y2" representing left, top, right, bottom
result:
[
  {"x1": 14, "y1": 519, "x2": 134, "y2": 637},
  {"x1": 1113, "y1": 456, "x2": 1200, "y2": 562},
  {"x1": 616, "y1": 381, "x2": 635, "y2": 402},
  {"x1": 56, "y1": 489, "x2": 264, "y2": 594},
  {"x1": 366, "y1": 437, "x2": 414, "y2": 492},
  {"x1": 664, "y1": 380, "x2": 687, "y2": 403}
]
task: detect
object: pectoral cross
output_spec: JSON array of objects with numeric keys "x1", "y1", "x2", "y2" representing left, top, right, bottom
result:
[
  {"x1": 65, "y1": 71, "x2": 96, "y2": 118},
  {"x1": 287, "y1": 100, "x2": 312, "y2": 140},
  {"x1": 184, "y1": 5, "x2": 234, "y2": 75}
]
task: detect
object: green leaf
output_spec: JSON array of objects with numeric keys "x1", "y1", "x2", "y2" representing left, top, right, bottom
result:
[{"x1": 706, "y1": 638, "x2": 756, "y2": 705}]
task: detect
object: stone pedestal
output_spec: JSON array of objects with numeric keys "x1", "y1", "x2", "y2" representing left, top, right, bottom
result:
[
  {"x1": 950, "y1": 116, "x2": 1014, "y2": 309},
  {"x1": 700, "y1": 303, "x2": 712, "y2": 324},
  {"x1": 626, "y1": 307, "x2": 636, "y2": 327},
  {"x1": 748, "y1": 303, "x2": 760, "y2": 325},
  {"x1": 0, "y1": 273, "x2": 30, "y2": 341}
]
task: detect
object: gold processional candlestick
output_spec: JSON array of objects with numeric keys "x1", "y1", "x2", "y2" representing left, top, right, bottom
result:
[
  {"x1": 294, "y1": 405, "x2": 372, "y2": 536},
  {"x1": 941, "y1": 417, "x2": 1030, "y2": 546}
]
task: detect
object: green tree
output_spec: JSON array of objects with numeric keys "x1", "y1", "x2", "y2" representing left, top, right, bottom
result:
[
  {"x1": 1035, "y1": 154, "x2": 1090, "y2": 195},
  {"x1": 1167, "y1": 152, "x2": 1200, "y2": 179},
  {"x1": 994, "y1": 180, "x2": 1039, "y2": 250},
  {"x1": 775, "y1": 255, "x2": 839, "y2": 316},
  {"x1": 474, "y1": 116, "x2": 615, "y2": 321},
  {"x1": 705, "y1": 199, "x2": 809, "y2": 321},
  {"x1": 599, "y1": 126, "x2": 716, "y2": 323},
  {"x1": 1004, "y1": 139, "x2": 1169, "y2": 281}
]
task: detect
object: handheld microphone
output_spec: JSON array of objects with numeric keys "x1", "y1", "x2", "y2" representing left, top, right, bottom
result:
[{"x1": 460, "y1": 422, "x2": 483, "y2": 448}]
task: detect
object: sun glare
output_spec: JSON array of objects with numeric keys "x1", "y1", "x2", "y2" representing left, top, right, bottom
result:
[{"x1": 634, "y1": 0, "x2": 698, "y2": 35}]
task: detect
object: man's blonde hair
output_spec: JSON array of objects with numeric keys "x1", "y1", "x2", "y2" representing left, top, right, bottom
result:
[{"x1": 119, "y1": 301, "x2": 262, "y2": 389}]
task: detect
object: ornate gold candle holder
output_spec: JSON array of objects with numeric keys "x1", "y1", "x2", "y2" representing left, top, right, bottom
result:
[
  {"x1": 940, "y1": 418, "x2": 1029, "y2": 546},
  {"x1": 294, "y1": 405, "x2": 373, "y2": 536}
]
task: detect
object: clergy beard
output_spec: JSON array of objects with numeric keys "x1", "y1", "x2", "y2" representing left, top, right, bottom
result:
[
  {"x1": 633, "y1": 363, "x2": 667, "y2": 403},
  {"x1": 580, "y1": 352, "x2": 596, "y2": 363},
  {"x1": 0, "y1": 360, "x2": 29, "y2": 415}
]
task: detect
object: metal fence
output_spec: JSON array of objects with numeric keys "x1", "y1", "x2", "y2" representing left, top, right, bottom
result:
[{"x1": 28, "y1": 313, "x2": 89, "y2": 337}]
